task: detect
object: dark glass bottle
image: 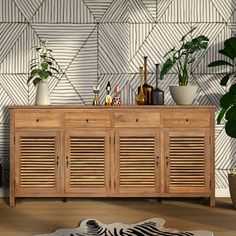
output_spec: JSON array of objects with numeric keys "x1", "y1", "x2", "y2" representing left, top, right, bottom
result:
[
  {"x1": 105, "y1": 81, "x2": 112, "y2": 106},
  {"x1": 138, "y1": 56, "x2": 153, "y2": 105},
  {"x1": 151, "y1": 63, "x2": 164, "y2": 105}
]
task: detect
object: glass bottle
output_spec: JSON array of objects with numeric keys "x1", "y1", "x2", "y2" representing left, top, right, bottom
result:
[
  {"x1": 151, "y1": 64, "x2": 164, "y2": 105},
  {"x1": 105, "y1": 81, "x2": 112, "y2": 106},
  {"x1": 113, "y1": 86, "x2": 121, "y2": 106},
  {"x1": 138, "y1": 56, "x2": 153, "y2": 105},
  {"x1": 136, "y1": 67, "x2": 147, "y2": 105},
  {"x1": 93, "y1": 85, "x2": 100, "y2": 106}
]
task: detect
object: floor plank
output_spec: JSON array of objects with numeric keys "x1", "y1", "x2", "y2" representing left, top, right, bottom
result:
[{"x1": 0, "y1": 198, "x2": 235, "y2": 236}]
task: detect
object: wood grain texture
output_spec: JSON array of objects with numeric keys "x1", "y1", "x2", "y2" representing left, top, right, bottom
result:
[{"x1": 10, "y1": 105, "x2": 215, "y2": 206}]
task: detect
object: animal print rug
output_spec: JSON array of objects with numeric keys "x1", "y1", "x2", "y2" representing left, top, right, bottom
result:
[{"x1": 35, "y1": 218, "x2": 213, "y2": 236}]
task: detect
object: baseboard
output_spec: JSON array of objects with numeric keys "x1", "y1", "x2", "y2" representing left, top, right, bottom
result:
[{"x1": 216, "y1": 188, "x2": 230, "y2": 198}]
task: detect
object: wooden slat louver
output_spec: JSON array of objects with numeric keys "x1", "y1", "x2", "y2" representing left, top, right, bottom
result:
[
  {"x1": 70, "y1": 137, "x2": 105, "y2": 188},
  {"x1": 119, "y1": 136, "x2": 156, "y2": 188},
  {"x1": 169, "y1": 136, "x2": 205, "y2": 188},
  {"x1": 20, "y1": 136, "x2": 56, "y2": 188}
]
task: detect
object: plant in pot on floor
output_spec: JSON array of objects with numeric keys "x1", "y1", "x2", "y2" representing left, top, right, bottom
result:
[
  {"x1": 28, "y1": 41, "x2": 59, "y2": 105},
  {"x1": 208, "y1": 36, "x2": 236, "y2": 208},
  {"x1": 160, "y1": 27, "x2": 209, "y2": 105}
]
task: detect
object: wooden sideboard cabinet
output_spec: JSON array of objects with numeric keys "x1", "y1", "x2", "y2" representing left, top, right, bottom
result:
[{"x1": 10, "y1": 105, "x2": 215, "y2": 207}]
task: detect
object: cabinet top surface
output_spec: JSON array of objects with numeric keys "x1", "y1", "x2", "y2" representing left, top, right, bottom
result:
[{"x1": 9, "y1": 105, "x2": 215, "y2": 110}]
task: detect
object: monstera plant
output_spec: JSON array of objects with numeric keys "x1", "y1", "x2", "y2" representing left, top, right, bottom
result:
[
  {"x1": 160, "y1": 27, "x2": 209, "y2": 86},
  {"x1": 160, "y1": 27, "x2": 209, "y2": 105},
  {"x1": 208, "y1": 37, "x2": 236, "y2": 138}
]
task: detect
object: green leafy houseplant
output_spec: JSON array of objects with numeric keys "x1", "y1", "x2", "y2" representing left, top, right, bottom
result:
[
  {"x1": 208, "y1": 37, "x2": 236, "y2": 138},
  {"x1": 208, "y1": 37, "x2": 236, "y2": 209},
  {"x1": 28, "y1": 41, "x2": 59, "y2": 86},
  {"x1": 160, "y1": 27, "x2": 209, "y2": 85}
]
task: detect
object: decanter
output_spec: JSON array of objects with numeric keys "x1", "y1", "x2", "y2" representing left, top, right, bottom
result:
[{"x1": 136, "y1": 67, "x2": 147, "y2": 105}]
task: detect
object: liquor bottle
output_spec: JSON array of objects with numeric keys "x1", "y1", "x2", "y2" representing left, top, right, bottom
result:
[
  {"x1": 136, "y1": 67, "x2": 147, "y2": 105},
  {"x1": 93, "y1": 85, "x2": 100, "y2": 106},
  {"x1": 113, "y1": 86, "x2": 121, "y2": 106},
  {"x1": 105, "y1": 81, "x2": 112, "y2": 106},
  {"x1": 151, "y1": 64, "x2": 164, "y2": 105},
  {"x1": 138, "y1": 56, "x2": 153, "y2": 105}
]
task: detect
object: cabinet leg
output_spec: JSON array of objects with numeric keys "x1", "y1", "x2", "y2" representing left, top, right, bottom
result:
[
  {"x1": 9, "y1": 196, "x2": 15, "y2": 207},
  {"x1": 62, "y1": 197, "x2": 67, "y2": 203},
  {"x1": 209, "y1": 197, "x2": 215, "y2": 207}
]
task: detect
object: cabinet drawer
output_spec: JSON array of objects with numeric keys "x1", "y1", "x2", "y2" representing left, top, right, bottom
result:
[
  {"x1": 64, "y1": 111, "x2": 111, "y2": 128},
  {"x1": 15, "y1": 111, "x2": 61, "y2": 128},
  {"x1": 163, "y1": 112, "x2": 210, "y2": 128},
  {"x1": 114, "y1": 112, "x2": 160, "y2": 127}
]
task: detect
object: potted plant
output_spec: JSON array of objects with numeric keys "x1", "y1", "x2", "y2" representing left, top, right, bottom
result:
[
  {"x1": 160, "y1": 27, "x2": 209, "y2": 105},
  {"x1": 208, "y1": 36, "x2": 236, "y2": 208},
  {"x1": 28, "y1": 41, "x2": 59, "y2": 105}
]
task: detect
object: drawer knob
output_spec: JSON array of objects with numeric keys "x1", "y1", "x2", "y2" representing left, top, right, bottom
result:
[
  {"x1": 136, "y1": 118, "x2": 139, "y2": 122},
  {"x1": 86, "y1": 119, "x2": 89, "y2": 122},
  {"x1": 36, "y1": 119, "x2": 39, "y2": 122},
  {"x1": 186, "y1": 118, "x2": 189, "y2": 122}
]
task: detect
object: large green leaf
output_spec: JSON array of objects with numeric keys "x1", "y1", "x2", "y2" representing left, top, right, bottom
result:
[
  {"x1": 229, "y1": 83, "x2": 236, "y2": 92},
  {"x1": 225, "y1": 104, "x2": 236, "y2": 121},
  {"x1": 27, "y1": 75, "x2": 35, "y2": 84},
  {"x1": 218, "y1": 37, "x2": 236, "y2": 60},
  {"x1": 220, "y1": 73, "x2": 233, "y2": 86},
  {"x1": 225, "y1": 121, "x2": 236, "y2": 138},
  {"x1": 33, "y1": 78, "x2": 42, "y2": 86},
  {"x1": 225, "y1": 37, "x2": 236, "y2": 58},
  {"x1": 217, "y1": 108, "x2": 227, "y2": 124},
  {"x1": 45, "y1": 71, "x2": 52, "y2": 77},
  {"x1": 160, "y1": 57, "x2": 176, "y2": 80},
  {"x1": 208, "y1": 60, "x2": 233, "y2": 67},
  {"x1": 220, "y1": 91, "x2": 236, "y2": 109},
  {"x1": 183, "y1": 36, "x2": 209, "y2": 54},
  {"x1": 30, "y1": 68, "x2": 42, "y2": 76}
]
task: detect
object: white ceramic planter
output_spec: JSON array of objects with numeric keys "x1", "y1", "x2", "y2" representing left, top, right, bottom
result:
[
  {"x1": 169, "y1": 85, "x2": 198, "y2": 105},
  {"x1": 35, "y1": 80, "x2": 51, "y2": 105}
]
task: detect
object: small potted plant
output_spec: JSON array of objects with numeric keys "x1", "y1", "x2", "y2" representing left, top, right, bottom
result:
[
  {"x1": 28, "y1": 41, "x2": 59, "y2": 105},
  {"x1": 208, "y1": 36, "x2": 236, "y2": 208},
  {"x1": 160, "y1": 27, "x2": 209, "y2": 105}
]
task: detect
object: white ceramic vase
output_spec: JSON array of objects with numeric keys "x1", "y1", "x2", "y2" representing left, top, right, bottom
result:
[
  {"x1": 35, "y1": 80, "x2": 51, "y2": 105},
  {"x1": 169, "y1": 85, "x2": 198, "y2": 105}
]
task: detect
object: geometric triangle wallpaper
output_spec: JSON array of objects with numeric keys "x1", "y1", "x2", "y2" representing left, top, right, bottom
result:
[{"x1": 1, "y1": 0, "x2": 236, "y2": 192}]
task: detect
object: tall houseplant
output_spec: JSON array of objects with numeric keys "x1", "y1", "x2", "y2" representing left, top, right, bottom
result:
[
  {"x1": 208, "y1": 36, "x2": 236, "y2": 209},
  {"x1": 160, "y1": 27, "x2": 209, "y2": 104},
  {"x1": 28, "y1": 41, "x2": 58, "y2": 105}
]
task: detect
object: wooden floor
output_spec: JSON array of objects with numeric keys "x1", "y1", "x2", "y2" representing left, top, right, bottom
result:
[{"x1": 0, "y1": 197, "x2": 236, "y2": 236}]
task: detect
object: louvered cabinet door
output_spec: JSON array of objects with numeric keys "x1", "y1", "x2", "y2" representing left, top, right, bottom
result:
[
  {"x1": 15, "y1": 132, "x2": 60, "y2": 195},
  {"x1": 115, "y1": 130, "x2": 160, "y2": 195},
  {"x1": 65, "y1": 131, "x2": 110, "y2": 195},
  {"x1": 165, "y1": 131, "x2": 210, "y2": 194}
]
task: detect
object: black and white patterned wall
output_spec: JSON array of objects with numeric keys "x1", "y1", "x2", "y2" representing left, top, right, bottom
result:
[{"x1": 1, "y1": 0, "x2": 236, "y2": 194}]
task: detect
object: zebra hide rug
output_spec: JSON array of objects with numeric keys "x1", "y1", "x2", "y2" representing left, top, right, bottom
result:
[{"x1": 34, "y1": 218, "x2": 213, "y2": 236}]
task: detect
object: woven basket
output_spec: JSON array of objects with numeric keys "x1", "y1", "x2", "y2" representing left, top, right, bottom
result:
[{"x1": 228, "y1": 168, "x2": 236, "y2": 209}]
